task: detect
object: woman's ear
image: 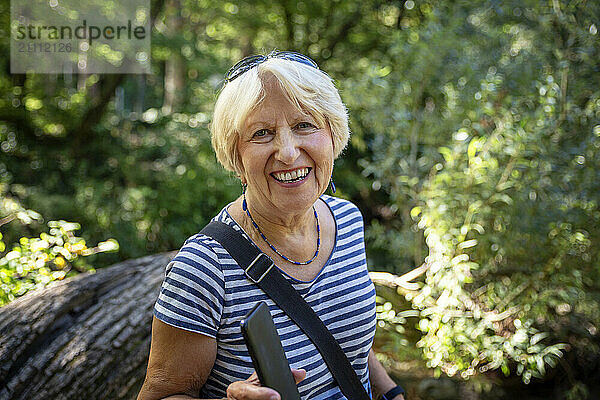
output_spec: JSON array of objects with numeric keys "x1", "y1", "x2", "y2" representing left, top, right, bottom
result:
[
  {"x1": 237, "y1": 158, "x2": 246, "y2": 185},
  {"x1": 326, "y1": 119, "x2": 336, "y2": 153},
  {"x1": 237, "y1": 162, "x2": 246, "y2": 184},
  {"x1": 235, "y1": 139, "x2": 246, "y2": 179}
]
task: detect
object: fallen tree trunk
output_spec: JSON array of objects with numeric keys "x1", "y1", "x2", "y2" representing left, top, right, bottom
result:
[{"x1": 0, "y1": 252, "x2": 175, "y2": 400}]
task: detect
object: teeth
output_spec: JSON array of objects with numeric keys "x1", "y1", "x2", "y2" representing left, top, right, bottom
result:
[{"x1": 273, "y1": 168, "x2": 309, "y2": 182}]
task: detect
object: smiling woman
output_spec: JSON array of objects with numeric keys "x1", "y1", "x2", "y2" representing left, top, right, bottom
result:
[{"x1": 137, "y1": 52, "x2": 405, "y2": 400}]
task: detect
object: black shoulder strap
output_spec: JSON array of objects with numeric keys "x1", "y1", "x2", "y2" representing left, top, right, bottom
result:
[{"x1": 200, "y1": 221, "x2": 371, "y2": 400}]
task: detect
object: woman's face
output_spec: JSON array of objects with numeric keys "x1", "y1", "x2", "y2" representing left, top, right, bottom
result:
[{"x1": 237, "y1": 77, "x2": 334, "y2": 217}]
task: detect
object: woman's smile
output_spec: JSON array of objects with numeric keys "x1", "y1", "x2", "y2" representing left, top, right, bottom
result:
[{"x1": 271, "y1": 167, "x2": 311, "y2": 185}]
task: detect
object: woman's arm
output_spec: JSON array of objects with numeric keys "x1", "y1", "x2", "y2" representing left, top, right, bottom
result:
[
  {"x1": 368, "y1": 349, "x2": 405, "y2": 400},
  {"x1": 138, "y1": 317, "x2": 305, "y2": 400},
  {"x1": 137, "y1": 317, "x2": 217, "y2": 400}
]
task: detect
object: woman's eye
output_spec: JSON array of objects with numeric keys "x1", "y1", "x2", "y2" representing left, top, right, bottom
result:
[
  {"x1": 252, "y1": 129, "x2": 269, "y2": 138},
  {"x1": 296, "y1": 122, "x2": 315, "y2": 130}
]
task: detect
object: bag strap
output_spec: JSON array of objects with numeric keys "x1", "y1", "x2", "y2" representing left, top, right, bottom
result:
[{"x1": 200, "y1": 221, "x2": 371, "y2": 400}]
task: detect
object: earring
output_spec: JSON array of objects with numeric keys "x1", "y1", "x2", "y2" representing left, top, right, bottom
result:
[
  {"x1": 242, "y1": 183, "x2": 248, "y2": 210},
  {"x1": 329, "y1": 178, "x2": 336, "y2": 194}
]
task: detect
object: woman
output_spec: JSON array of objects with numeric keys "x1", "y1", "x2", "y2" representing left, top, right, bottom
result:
[{"x1": 138, "y1": 51, "x2": 405, "y2": 400}]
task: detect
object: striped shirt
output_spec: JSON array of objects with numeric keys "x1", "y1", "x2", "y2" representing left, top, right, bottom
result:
[{"x1": 154, "y1": 195, "x2": 377, "y2": 399}]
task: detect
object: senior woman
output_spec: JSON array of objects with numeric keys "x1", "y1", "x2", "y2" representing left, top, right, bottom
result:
[{"x1": 138, "y1": 51, "x2": 405, "y2": 400}]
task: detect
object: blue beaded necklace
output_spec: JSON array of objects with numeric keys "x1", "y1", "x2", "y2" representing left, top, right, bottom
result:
[{"x1": 242, "y1": 193, "x2": 320, "y2": 265}]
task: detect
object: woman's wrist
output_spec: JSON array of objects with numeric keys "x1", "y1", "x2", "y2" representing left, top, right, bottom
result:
[{"x1": 381, "y1": 385, "x2": 405, "y2": 400}]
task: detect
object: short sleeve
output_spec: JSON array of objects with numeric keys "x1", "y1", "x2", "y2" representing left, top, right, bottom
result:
[{"x1": 154, "y1": 235, "x2": 226, "y2": 338}]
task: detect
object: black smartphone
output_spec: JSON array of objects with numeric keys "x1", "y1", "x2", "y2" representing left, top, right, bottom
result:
[{"x1": 240, "y1": 301, "x2": 302, "y2": 400}]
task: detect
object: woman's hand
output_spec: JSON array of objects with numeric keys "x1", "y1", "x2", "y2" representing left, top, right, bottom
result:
[{"x1": 226, "y1": 369, "x2": 306, "y2": 399}]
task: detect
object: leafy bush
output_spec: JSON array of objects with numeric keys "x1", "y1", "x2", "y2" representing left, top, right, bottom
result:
[
  {"x1": 411, "y1": 67, "x2": 599, "y2": 382},
  {"x1": 1, "y1": 188, "x2": 118, "y2": 305},
  {"x1": 0, "y1": 219, "x2": 118, "y2": 306},
  {"x1": 346, "y1": 0, "x2": 600, "y2": 387}
]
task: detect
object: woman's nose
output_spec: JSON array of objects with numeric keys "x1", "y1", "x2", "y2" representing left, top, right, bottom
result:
[{"x1": 274, "y1": 128, "x2": 300, "y2": 164}]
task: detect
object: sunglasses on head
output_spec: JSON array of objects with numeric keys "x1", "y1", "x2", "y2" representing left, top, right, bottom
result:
[{"x1": 224, "y1": 51, "x2": 320, "y2": 83}]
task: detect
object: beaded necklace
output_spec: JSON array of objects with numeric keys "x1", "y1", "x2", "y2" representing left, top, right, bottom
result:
[{"x1": 242, "y1": 193, "x2": 320, "y2": 265}]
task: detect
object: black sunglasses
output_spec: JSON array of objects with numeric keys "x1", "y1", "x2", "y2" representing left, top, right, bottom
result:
[{"x1": 224, "y1": 51, "x2": 320, "y2": 83}]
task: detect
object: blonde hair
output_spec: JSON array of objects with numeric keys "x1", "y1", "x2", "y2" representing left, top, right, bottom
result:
[{"x1": 210, "y1": 57, "x2": 350, "y2": 176}]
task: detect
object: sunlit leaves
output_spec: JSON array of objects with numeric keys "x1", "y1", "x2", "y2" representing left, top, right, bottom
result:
[
  {"x1": 355, "y1": 0, "x2": 600, "y2": 387},
  {"x1": 0, "y1": 219, "x2": 118, "y2": 306}
]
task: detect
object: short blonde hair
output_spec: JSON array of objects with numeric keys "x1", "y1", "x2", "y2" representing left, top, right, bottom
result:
[{"x1": 210, "y1": 57, "x2": 350, "y2": 176}]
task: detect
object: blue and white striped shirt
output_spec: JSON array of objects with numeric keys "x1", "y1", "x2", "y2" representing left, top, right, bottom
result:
[{"x1": 154, "y1": 195, "x2": 377, "y2": 399}]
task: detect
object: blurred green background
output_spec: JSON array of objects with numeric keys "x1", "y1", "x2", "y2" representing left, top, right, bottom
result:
[{"x1": 1, "y1": 0, "x2": 599, "y2": 398}]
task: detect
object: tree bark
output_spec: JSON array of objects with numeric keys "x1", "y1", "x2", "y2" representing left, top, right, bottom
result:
[{"x1": 0, "y1": 252, "x2": 175, "y2": 400}]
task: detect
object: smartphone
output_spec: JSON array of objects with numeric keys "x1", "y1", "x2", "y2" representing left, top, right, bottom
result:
[{"x1": 240, "y1": 301, "x2": 302, "y2": 400}]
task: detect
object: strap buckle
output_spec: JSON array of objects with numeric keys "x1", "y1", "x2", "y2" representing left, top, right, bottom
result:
[{"x1": 244, "y1": 253, "x2": 274, "y2": 283}]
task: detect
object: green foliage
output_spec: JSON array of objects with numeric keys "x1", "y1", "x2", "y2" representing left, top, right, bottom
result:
[
  {"x1": 1, "y1": 183, "x2": 118, "y2": 305},
  {"x1": 0, "y1": 219, "x2": 118, "y2": 306},
  {"x1": 412, "y1": 68, "x2": 599, "y2": 380},
  {"x1": 356, "y1": 0, "x2": 600, "y2": 387},
  {"x1": 0, "y1": 189, "x2": 43, "y2": 253}
]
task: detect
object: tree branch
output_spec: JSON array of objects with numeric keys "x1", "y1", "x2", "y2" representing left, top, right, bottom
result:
[{"x1": 69, "y1": 0, "x2": 167, "y2": 149}]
